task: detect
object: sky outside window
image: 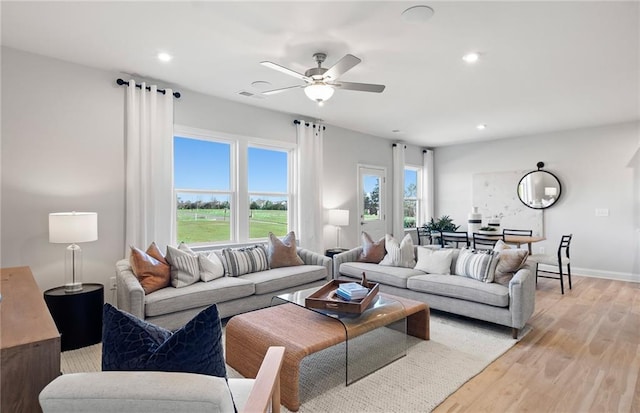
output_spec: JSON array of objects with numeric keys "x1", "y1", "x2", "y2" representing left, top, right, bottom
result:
[
  {"x1": 248, "y1": 147, "x2": 287, "y2": 192},
  {"x1": 174, "y1": 137, "x2": 230, "y2": 190}
]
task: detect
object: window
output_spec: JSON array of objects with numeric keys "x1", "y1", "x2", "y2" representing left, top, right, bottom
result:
[
  {"x1": 174, "y1": 137, "x2": 233, "y2": 244},
  {"x1": 248, "y1": 146, "x2": 289, "y2": 239},
  {"x1": 404, "y1": 167, "x2": 420, "y2": 228},
  {"x1": 173, "y1": 128, "x2": 293, "y2": 246}
]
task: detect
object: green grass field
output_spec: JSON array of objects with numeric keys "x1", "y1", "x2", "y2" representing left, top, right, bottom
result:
[{"x1": 176, "y1": 209, "x2": 288, "y2": 243}]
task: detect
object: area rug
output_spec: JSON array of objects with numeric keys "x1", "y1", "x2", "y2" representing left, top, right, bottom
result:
[{"x1": 61, "y1": 312, "x2": 529, "y2": 413}]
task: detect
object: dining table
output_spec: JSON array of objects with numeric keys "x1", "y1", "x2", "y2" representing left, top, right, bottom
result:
[{"x1": 502, "y1": 234, "x2": 545, "y2": 253}]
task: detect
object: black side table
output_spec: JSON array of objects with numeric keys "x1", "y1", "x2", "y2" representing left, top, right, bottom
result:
[
  {"x1": 325, "y1": 248, "x2": 348, "y2": 259},
  {"x1": 44, "y1": 283, "x2": 104, "y2": 351}
]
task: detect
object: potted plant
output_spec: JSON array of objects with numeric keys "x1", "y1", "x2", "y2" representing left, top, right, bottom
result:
[{"x1": 421, "y1": 216, "x2": 460, "y2": 244}]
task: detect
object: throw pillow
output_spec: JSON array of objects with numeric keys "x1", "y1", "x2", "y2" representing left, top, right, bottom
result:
[
  {"x1": 414, "y1": 247, "x2": 454, "y2": 274},
  {"x1": 129, "y1": 243, "x2": 170, "y2": 294},
  {"x1": 222, "y1": 244, "x2": 269, "y2": 277},
  {"x1": 379, "y1": 233, "x2": 416, "y2": 268},
  {"x1": 198, "y1": 250, "x2": 225, "y2": 282},
  {"x1": 494, "y1": 249, "x2": 529, "y2": 285},
  {"x1": 493, "y1": 239, "x2": 511, "y2": 251},
  {"x1": 102, "y1": 303, "x2": 227, "y2": 378},
  {"x1": 454, "y1": 248, "x2": 499, "y2": 283},
  {"x1": 268, "y1": 231, "x2": 304, "y2": 268},
  {"x1": 357, "y1": 231, "x2": 386, "y2": 263},
  {"x1": 165, "y1": 244, "x2": 200, "y2": 288}
]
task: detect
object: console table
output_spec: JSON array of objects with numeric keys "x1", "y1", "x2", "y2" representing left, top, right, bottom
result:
[{"x1": 1, "y1": 266, "x2": 61, "y2": 413}]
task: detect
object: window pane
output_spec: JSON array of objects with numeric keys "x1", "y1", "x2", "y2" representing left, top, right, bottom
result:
[
  {"x1": 249, "y1": 196, "x2": 288, "y2": 238},
  {"x1": 248, "y1": 147, "x2": 287, "y2": 193},
  {"x1": 404, "y1": 169, "x2": 418, "y2": 198},
  {"x1": 176, "y1": 192, "x2": 231, "y2": 243},
  {"x1": 363, "y1": 175, "x2": 381, "y2": 221},
  {"x1": 404, "y1": 200, "x2": 417, "y2": 228},
  {"x1": 174, "y1": 137, "x2": 230, "y2": 190}
]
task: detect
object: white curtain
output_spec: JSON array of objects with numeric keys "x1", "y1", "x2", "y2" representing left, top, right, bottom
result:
[
  {"x1": 124, "y1": 81, "x2": 175, "y2": 255},
  {"x1": 392, "y1": 143, "x2": 405, "y2": 238},
  {"x1": 422, "y1": 149, "x2": 435, "y2": 225},
  {"x1": 296, "y1": 120, "x2": 324, "y2": 253}
]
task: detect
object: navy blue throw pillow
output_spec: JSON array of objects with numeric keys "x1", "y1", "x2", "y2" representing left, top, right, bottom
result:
[{"x1": 101, "y1": 303, "x2": 227, "y2": 378}]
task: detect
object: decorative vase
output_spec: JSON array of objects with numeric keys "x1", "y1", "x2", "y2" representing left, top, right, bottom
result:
[
  {"x1": 467, "y1": 207, "x2": 482, "y2": 237},
  {"x1": 488, "y1": 215, "x2": 501, "y2": 233}
]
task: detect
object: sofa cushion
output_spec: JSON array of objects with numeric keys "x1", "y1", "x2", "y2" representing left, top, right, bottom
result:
[
  {"x1": 222, "y1": 245, "x2": 269, "y2": 277},
  {"x1": 339, "y1": 261, "x2": 425, "y2": 289},
  {"x1": 358, "y1": 232, "x2": 386, "y2": 263},
  {"x1": 268, "y1": 231, "x2": 304, "y2": 268},
  {"x1": 407, "y1": 274, "x2": 510, "y2": 307},
  {"x1": 493, "y1": 241, "x2": 529, "y2": 286},
  {"x1": 454, "y1": 248, "x2": 499, "y2": 283},
  {"x1": 198, "y1": 251, "x2": 225, "y2": 282},
  {"x1": 240, "y1": 265, "x2": 327, "y2": 295},
  {"x1": 166, "y1": 245, "x2": 200, "y2": 288},
  {"x1": 102, "y1": 303, "x2": 227, "y2": 378},
  {"x1": 414, "y1": 247, "x2": 454, "y2": 274},
  {"x1": 144, "y1": 276, "x2": 255, "y2": 318},
  {"x1": 380, "y1": 233, "x2": 416, "y2": 268},
  {"x1": 129, "y1": 243, "x2": 171, "y2": 294}
]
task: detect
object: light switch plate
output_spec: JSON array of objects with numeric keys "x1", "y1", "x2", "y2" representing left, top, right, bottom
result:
[{"x1": 595, "y1": 208, "x2": 609, "y2": 217}]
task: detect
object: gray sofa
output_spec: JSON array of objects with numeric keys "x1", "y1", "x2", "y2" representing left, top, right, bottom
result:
[
  {"x1": 117, "y1": 248, "x2": 331, "y2": 330},
  {"x1": 333, "y1": 246, "x2": 535, "y2": 338}
]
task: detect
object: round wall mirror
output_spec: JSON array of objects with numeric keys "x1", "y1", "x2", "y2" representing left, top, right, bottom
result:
[{"x1": 517, "y1": 164, "x2": 562, "y2": 209}]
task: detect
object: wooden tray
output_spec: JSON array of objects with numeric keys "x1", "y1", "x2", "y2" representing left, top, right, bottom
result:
[{"x1": 305, "y1": 279, "x2": 379, "y2": 314}]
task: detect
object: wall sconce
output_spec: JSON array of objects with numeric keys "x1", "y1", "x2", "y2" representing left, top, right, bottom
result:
[
  {"x1": 328, "y1": 209, "x2": 349, "y2": 248},
  {"x1": 49, "y1": 212, "x2": 98, "y2": 293}
]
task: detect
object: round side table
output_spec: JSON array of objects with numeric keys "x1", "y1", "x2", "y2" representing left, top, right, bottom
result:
[{"x1": 44, "y1": 283, "x2": 104, "y2": 351}]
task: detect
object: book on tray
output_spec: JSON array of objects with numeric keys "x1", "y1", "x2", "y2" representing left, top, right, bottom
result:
[{"x1": 336, "y1": 282, "x2": 369, "y2": 300}]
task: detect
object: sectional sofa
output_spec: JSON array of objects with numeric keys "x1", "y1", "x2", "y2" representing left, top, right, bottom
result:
[
  {"x1": 116, "y1": 247, "x2": 331, "y2": 330},
  {"x1": 333, "y1": 246, "x2": 535, "y2": 338}
]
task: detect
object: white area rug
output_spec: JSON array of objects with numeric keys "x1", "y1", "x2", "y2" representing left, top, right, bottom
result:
[{"x1": 61, "y1": 312, "x2": 529, "y2": 413}]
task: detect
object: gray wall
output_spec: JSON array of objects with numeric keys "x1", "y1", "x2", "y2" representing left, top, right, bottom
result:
[
  {"x1": 434, "y1": 121, "x2": 640, "y2": 281},
  {"x1": 1, "y1": 47, "x2": 420, "y2": 296}
]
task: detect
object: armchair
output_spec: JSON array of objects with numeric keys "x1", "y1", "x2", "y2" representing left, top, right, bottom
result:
[{"x1": 39, "y1": 346, "x2": 285, "y2": 413}]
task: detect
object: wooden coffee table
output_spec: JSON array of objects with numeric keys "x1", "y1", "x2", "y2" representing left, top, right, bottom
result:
[{"x1": 225, "y1": 292, "x2": 429, "y2": 411}]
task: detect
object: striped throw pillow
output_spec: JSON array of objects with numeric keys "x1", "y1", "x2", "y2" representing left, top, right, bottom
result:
[
  {"x1": 222, "y1": 245, "x2": 269, "y2": 277},
  {"x1": 166, "y1": 245, "x2": 200, "y2": 288},
  {"x1": 454, "y1": 248, "x2": 498, "y2": 283}
]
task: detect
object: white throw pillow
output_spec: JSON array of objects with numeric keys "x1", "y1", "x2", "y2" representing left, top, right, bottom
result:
[
  {"x1": 198, "y1": 251, "x2": 225, "y2": 282},
  {"x1": 166, "y1": 245, "x2": 200, "y2": 288},
  {"x1": 380, "y1": 233, "x2": 416, "y2": 268},
  {"x1": 414, "y1": 247, "x2": 454, "y2": 274}
]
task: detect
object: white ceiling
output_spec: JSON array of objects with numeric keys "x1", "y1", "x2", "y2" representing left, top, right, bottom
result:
[{"x1": 2, "y1": 1, "x2": 638, "y2": 147}]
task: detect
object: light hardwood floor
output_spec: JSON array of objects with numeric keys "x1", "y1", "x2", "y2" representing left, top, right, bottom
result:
[{"x1": 434, "y1": 275, "x2": 640, "y2": 413}]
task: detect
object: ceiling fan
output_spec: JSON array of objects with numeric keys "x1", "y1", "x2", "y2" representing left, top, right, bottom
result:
[{"x1": 260, "y1": 53, "x2": 385, "y2": 104}]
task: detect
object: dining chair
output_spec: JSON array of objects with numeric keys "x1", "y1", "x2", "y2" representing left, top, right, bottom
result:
[
  {"x1": 416, "y1": 227, "x2": 431, "y2": 245},
  {"x1": 440, "y1": 231, "x2": 470, "y2": 248},
  {"x1": 472, "y1": 233, "x2": 505, "y2": 250},
  {"x1": 528, "y1": 234, "x2": 572, "y2": 294},
  {"x1": 502, "y1": 228, "x2": 533, "y2": 236}
]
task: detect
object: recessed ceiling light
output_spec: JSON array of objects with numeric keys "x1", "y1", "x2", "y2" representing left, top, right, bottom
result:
[
  {"x1": 462, "y1": 52, "x2": 480, "y2": 63},
  {"x1": 157, "y1": 52, "x2": 173, "y2": 62},
  {"x1": 477, "y1": 124, "x2": 487, "y2": 130},
  {"x1": 401, "y1": 5, "x2": 435, "y2": 23}
]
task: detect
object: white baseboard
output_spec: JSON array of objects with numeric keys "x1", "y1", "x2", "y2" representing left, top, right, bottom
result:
[{"x1": 572, "y1": 267, "x2": 639, "y2": 283}]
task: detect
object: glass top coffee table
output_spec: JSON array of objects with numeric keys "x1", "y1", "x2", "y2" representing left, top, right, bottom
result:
[{"x1": 273, "y1": 286, "x2": 408, "y2": 385}]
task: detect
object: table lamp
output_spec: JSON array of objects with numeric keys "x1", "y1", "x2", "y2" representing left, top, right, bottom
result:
[
  {"x1": 49, "y1": 212, "x2": 98, "y2": 293},
  {"x1": 328, "y1": 209, "x2": 349, "y2": 249}
]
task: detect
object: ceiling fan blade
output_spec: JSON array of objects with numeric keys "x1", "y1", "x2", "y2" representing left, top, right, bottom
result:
[
  {"x1": 323, "y1": 54, "x2": 361, "y2": 80},
  {"x1": 330, "y1": 81, "x2": 385, "y2": 93},
  {"x1": 260, "y1": 61, "x2": 311, "y2": 82},
  {"x1": 261, "y1": 84, "x2": 304, "y2": 95}
]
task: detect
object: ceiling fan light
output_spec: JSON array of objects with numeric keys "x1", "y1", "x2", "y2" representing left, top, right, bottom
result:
[{"x1": 304, "y1": 83, "x2": 334, "y2": 103}]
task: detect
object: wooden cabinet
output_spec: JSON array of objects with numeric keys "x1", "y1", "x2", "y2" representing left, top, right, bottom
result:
[{"x1": 1, "y1": 266, "x2": 61, "y2": 413}]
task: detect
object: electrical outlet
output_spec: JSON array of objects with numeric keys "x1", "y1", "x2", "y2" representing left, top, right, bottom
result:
[
  {"x1": 538, "y1": 247, "x2": 545, "y2": 254},
  {"x1": 110, "y1": 276, "x2": 117, "y2": 290}
]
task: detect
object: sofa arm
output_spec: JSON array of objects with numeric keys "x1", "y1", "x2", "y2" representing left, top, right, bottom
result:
[
  {"x1": 509, "y1": 263, "x2": 536, "y2": 330},
  {"x1": 297, "y1": 248, "x2": 332, "y2": 279},
  {"x1": 332, "y1": 247, "x2": 363, "y2": 279},
  {"x1": 115, "y1": 259, "x2": 145, "y2": 320}
]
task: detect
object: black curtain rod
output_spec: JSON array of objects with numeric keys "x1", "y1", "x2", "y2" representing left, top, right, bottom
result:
[
  {"x1": 116, "y1": 79, "x2": 181, "y2": 98},
  {"x1": 293, "y1": 119, "x2": 326, "y2": 130}
]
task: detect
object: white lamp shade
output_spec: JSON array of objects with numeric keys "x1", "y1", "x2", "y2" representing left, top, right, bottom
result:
[
  {"x1": 49, "y1": 212, "x2": 98, "y2": 243},
  {"x1": 328, "y1": 209, "x2": 350, "y2": 226},
  {"x1": 304, "y1": 83, "x2": 335, "y2": 102},
  {"x1": 544, "y1": 187, "x2": 558, "y2": 196}
]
